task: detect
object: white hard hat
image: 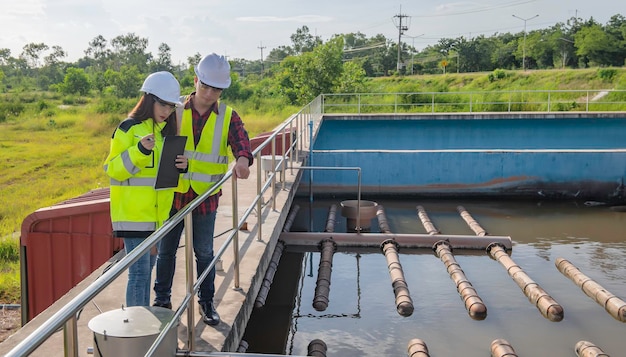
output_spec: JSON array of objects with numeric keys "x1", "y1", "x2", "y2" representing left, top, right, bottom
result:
[
  {"x1": 194, "y1": 53, "x2": 231, "y2": 89},
  {"x1": 140, "y1": 71, "x2": 182, "y2": 105}
]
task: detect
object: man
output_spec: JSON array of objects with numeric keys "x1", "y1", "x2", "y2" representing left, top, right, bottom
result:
[{"x1": 153, "y1": 53, "x2": 253, "y2": 326}]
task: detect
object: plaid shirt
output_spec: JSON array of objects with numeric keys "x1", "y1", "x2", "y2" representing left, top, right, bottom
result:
[{"x1": 173, "y1": 93, "x2": 253, "y2": 214}]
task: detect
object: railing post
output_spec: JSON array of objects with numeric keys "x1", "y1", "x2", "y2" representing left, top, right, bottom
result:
[
  {"x1": 431, "y1": 93, "x2": 435, "y2": 113},
  {"x1": 232, "y1": 176, "x2": 240, "y2": 289},
  {"x1": 469, "y1": 93, "x2": 473, "y2": 113},
  {"x1": 548, "y1": 91, "x2": 551, "y2": 112},
  {"x1": 183, "y1": 213, "x2": 195, "y2": 351},
  {"x1": 63, "y1": 317, "x2": 78, "y2": 357},
  {"x1": 256, "y1": 151, "x2": 262, "y2": 242}
]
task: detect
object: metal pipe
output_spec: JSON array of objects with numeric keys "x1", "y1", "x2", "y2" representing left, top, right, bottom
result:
[
  {"x1": 488, "y1": 243, "x2": 564, "y2": 321},
  {"x1": 490, "y1": 338, "x2": 518, "y2": 357},
  {"x1": 416, "y1": 205, "x2": 439, "y2": 235},
  {"x1": 556, "y1": 258, "x2": 626, "y2": 322},
  {"x1": 457, "y1": 205, "x2": 487, "y2": 236},
  {"x1": 407, "y1": 338, "x2": 430, "y2": 357},
  {"x1": 325, "y1": 204, "x2": 338, "y2": 233},
  {"x1": 307, "y1": 339, "x2": 328, "y2": 357},
  {"x1": 280, "y1": 232, "x2": 512, "y2": 250},
  {"x1": 434, "y1": 240, "x2": 487, "y2": 320},
  {"x1": 283, "y1": 205, "x2": 301, "y2": 233},
  {"x1": 255, "y1": 240, "x2": 286, "y2": 308},
  {"x1": 376, "y1": 205, "x2": 391, "y2": 233},
  {"x1": 313, "y1": 238, "x2": 336, "y2": 311},
  {"x1": 382, "y1": 239, "x2": 414, "y2": 317},
  {"x1": 575, "y1": 340, "x2": 610, "y2": 357}
]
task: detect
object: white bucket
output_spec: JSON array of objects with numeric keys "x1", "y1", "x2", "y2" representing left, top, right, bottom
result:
[{"x1": 88, "y1": 306, "x2": 178, "y2": 357}]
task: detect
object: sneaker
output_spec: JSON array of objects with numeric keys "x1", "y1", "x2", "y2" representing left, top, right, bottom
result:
[
  {"x1": 152, "y1": 301, "x2": 172, "y2": 309},
  {"x1": 199, "y1": 301, "x2": 220, "y2": 326}
]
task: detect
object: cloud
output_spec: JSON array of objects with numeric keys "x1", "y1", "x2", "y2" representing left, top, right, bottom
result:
[{"x1": 237, "y1": 15, "x2": 333, "y2": 23}]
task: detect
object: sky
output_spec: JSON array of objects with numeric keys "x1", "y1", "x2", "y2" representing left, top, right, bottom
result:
[{"x1": 0, "y1": 0, "x2": 621, "y2": 65}]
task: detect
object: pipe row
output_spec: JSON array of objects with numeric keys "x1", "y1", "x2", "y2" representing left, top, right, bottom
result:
[
  {"x1": 307, "y1": 339, "x2": 327, "y2": 357},
  {"x1": 417, "y1": 205, "x2": 487, "y2": 320},
  {"x1": 407, "y1": 338, "x2": 430, "y2": 357},
  {"x1": 313, "y1": 239, "x2": 336, "y2": 311},
  {"x1": 434, "y1": 240, "x2": 487, "y2": 320},
  {"x1": 416, "y1": 205, "x2": 440, "y2": 235},
  {"x1": 254, "y1": 240, "x2": 285, "y2": 308},
  {"x1": 255, "y1": 204, "x2": 300, "y2": 308},
  {"x1": 382, "y1": 239, "x2": 414, "y2": 317},
  {"x1": 488, "y1": 243, "x2": 564, "y2": 321},
  {"x1": 313, "y1": 205, "x2": 339, "y2": 311},
  {"x1": 455, "y1": 206, "x2": 563, "y2": 322},
  {"x1": 490, "y1": 338, "x2": 518, "y2": 357},
  {"x1": 377, "y1": 205, "x2": 392, "y2": 233},
  {"x1": 575, "y1": 340, "x2": 610, "y2": 357},
  {"x1": 457, "y1": 205, "x2": 487, "y2": 236},
  {"x1": 556, "y1": 258, "x2": 626, "y2": 322},
  {"x1": 377, "y1": 206, "x2": 414, "y2": 317}
]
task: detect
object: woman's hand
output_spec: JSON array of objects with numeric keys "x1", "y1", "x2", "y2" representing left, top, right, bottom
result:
[{"x1": 139, "y1": 134, "x2": 156, "y2": 151}]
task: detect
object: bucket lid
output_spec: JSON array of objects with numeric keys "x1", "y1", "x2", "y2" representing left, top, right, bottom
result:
[{"x1": 88, "y1": 306, "x2": 175, "y2": 338}]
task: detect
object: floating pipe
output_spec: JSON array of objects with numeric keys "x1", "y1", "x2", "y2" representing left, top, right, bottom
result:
[
  {"x1": 490, "y1": 338, "x2": 518, "y2": 357},
  {"x1": 255, "y1": 240, "x2": 286, "y2": 308},
  {"x1": 325, "y1": 204, "x2": 338, "y2": 233},
  {"x1": 283, "y1": 205, "x2": 301, "y2": 232},
  {"x1": 312, "y1": 205, "x2": 340, "y2": 311},
  {"x1": 377, "y1": 205, "x2": 392, "y2": 233},
  {"x1": 434, "y1": 240, "x2": 487, "y2": 320},
  {"x1": 488, "y1": 243, "x2": 564, "y2": 321},
  {"x1": 280, "y1": 232, "x2": 512, "y2": 250},
  {"x1": 575, "y1": 340, "x2": 611, "y2": 357},
  {"x1": 416, "y1": 205, "x2": 440, "y2": 235},
  {"x1": 556, "y1": 258, "x2": 626, "y2": 322},
  {"x1": 457, "y1": 205, "x2": 487, "y2": 236},
  {"x1": 307, "y1": 339, "x2": 327, "y2": 357},
  {"x1": 313, "y1": 238, "x2": 336, "y2": 311},
  {"x1": 381, "y1": 239, "x2": 414, "y2": 317},
  {"x1": 255, "y1": 204, "x2": 298, "y2": 308},
  {"x1": 237, "y1": 340, "x2": 249, "y2": 353},
  {"x1": 407, "y1": 338, "x2": 430, "y2": 357}
]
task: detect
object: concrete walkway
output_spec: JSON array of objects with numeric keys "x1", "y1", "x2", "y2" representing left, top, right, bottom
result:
[{"x1": 0, "y1": 156, "x2": 301, "y2": 356}]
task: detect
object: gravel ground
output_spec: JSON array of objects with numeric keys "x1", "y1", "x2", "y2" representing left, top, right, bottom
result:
[{"x1": 0, "y1": 308, "x2": 21, "y2": 343}]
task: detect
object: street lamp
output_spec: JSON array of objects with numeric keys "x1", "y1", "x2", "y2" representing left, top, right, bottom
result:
[
  {"x1": 512, "y1": 14, "x2": 539, "y2": 70},
  {"x1": 404, "y1": 33, "x2": 424, "y2": 75}
]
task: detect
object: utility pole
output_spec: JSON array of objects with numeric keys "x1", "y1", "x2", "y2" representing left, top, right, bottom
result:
[
  {"x1": 512, "y1": 14, "x2": 539, "y2": 71},
  {"x1": 258, "y1": 42, "x2": 266, "y2": 77},
  {"x1": 393, "y1": 6, "x2": 409, "y2": 73}
]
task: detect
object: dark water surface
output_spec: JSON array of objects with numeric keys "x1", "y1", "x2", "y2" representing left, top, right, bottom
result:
[{"x1": 244, "y1": 198, "x2": 626, "y2": 356}]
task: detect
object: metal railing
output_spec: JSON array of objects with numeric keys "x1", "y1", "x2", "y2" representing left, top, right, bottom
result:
[
  {"x1": 5, "y1": 96, "x2": 323, "y2": 357},
  {"x1": 322, "y1": 89, "x2": 626, "y2": 114}
]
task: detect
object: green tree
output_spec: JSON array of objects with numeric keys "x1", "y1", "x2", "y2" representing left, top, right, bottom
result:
[
  {"x1": 575, "y1": 23, "x2": 617, "y2": 66},
  {"x1": 60, "y1": 67, "x2": 90, "y2": 95},
  {"x1": 104, "y1": 65, "x2": 143, "y2": 98},
  {"x1": 110, "y1": 33, "x2": 151, "y2": 72},
  {"x1": 290, "y1": 26, "x2": 322, "y2": 54}
]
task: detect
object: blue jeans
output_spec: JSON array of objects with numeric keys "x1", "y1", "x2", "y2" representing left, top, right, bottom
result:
[
  {"x1": 154, "y1": 209, "x2": 217, "y2": 305},
  {"x1": 123, "y1": 237, "x2": 156, "y2": 307}
]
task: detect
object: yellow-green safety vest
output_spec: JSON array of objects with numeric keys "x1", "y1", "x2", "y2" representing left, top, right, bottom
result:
[
  {"x1": 104, "y1": 118, "x2": 176, "y2": 233},
  {"x1": 177, "y1": 101, "x2": 232, "y2": 196}
]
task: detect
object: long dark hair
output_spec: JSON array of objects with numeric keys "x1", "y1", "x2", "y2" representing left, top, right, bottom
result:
[{"x1": 128, "y1": 94, "x2": 177, "y2": 136}]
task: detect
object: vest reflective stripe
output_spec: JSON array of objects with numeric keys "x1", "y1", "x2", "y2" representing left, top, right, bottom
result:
[
  {"x1": 191, "y1": 151, "x2": 229, "y2": 164},
  {"x1": 182, "y1": 172, "x2": 225, "y2": 184},
  {"x1": 110, "y1": 177, "x2": 156, "y2": 186},
  {"x1": 112, "y1": 221, "x2": 157, "y2": 231},
  {"x1": 122, "y1": 150, "x2": 140, "y2": 175},
  {"x1": 178, "y1": 101, "x2": 232, "y2": 194}
]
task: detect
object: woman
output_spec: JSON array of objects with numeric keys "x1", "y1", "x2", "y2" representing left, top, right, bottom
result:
[{"x1": 104, "y1": 71, "x2": 187, "y2": 307}]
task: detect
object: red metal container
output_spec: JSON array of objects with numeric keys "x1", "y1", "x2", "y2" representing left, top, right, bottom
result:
[
  {"x1": 19, "y1": 188, "x2": 122, "y2": 322},
  {"x1": 250, "y1": 129, "x2": 294, "y2": 156}
]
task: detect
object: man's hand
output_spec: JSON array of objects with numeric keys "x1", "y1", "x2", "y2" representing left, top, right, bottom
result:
[{"x1": 233, "y1": 156, "x2": 250, "y2": 179}]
